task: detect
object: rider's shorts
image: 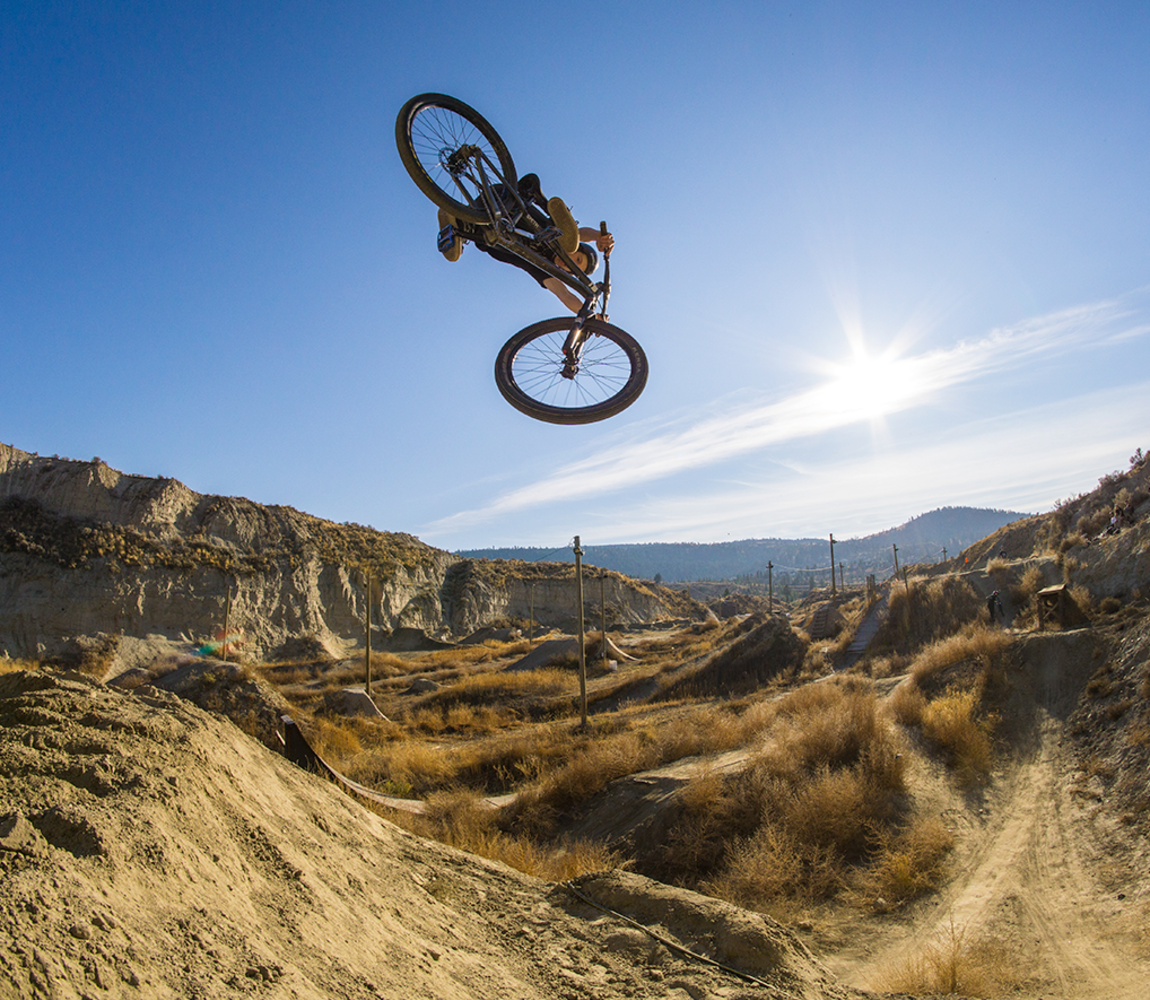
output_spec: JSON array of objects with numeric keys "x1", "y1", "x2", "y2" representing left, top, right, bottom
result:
[
  {"x1": 475, "y1": 239, "x2": 552, "y2": 287},
  {"x1": 473, "y1": 183, "x2": 554, "y2": 287}
]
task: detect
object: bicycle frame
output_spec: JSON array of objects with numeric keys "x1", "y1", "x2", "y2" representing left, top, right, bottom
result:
[{"x1": 441, "y1": 146, "x2": 611, "y2": 375}]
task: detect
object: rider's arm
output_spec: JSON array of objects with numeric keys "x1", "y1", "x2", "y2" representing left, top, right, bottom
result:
[
  {"x1": 579, "y1": 227, "x2": 614, "y2": 254},
  {"x1": 543, "y1": 277, "x2": 585, "y2": 314}
]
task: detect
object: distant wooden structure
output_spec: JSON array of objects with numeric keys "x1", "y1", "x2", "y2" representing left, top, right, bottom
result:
[
  {"x1": 808, "y1": 603, "x2": 846, "y2": 640},
  {"x1": 1036, "y1": 584, "x2": 1087, "y2": 630}
]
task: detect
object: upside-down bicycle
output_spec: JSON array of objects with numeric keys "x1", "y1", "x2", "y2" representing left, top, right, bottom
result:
[{"x1": 396, "y1": 93, "x2": 648, "y2": 425}]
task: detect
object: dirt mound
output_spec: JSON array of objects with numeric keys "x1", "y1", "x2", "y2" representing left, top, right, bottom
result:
[
  {"x1": 660, "y1": 614, "x2": 807, "y2": 698},
  {"x1": 0, "y1": 670, "x2": 865, "y2": 1000}
]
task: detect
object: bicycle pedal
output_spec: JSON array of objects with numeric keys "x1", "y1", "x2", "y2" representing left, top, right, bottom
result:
[
  {"x1": 535, "y1": 226, "x2": 561, "y2": 244},
  {"x1": 436, "y1": 225, "x2": 456, "y2": 252}
]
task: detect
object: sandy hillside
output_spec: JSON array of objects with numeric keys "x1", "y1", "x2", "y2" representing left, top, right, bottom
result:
[{"x1": 0, "y1": 669, "x2": 867, "y2": 1000}]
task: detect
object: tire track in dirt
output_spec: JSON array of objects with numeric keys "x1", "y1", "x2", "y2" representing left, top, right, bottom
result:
[{"x1": 848, "y1": 632, "x2": 1149, "y2": 998}]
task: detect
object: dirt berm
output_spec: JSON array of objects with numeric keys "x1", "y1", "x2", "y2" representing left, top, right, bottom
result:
[{"x1": 0, "y1": 670, "x2": 869, "y2": 1000}]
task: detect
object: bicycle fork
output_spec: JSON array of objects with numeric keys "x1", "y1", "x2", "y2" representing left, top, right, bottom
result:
[{"x1": 560, "y1": 224, "x2": 612, "y2": 379}]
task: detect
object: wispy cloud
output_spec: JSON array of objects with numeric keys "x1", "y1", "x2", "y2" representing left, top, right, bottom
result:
[
  {"x1": 423, "y1": 297, "x2": 1142, "y2": 539},
  {"x1": 568, "y1": 381, "x2": 1150, "y2": 544}
]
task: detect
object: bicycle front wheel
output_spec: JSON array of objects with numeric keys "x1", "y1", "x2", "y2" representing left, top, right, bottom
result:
[
  {"x1": 495, "y1": 318, "x2": 648, "y2": 425},
  {"x1": 396, "y1": 94, "x2": 517, "y2": 225}
]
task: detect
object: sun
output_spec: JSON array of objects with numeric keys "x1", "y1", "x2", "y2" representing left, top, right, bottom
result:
[{"x1": 816, "y1": 349, "x2": 922, "y2": 423}]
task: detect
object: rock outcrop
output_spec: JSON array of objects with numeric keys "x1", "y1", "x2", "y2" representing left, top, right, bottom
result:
[{"x1": 0, "y1": 445, "x2": 670, "y2": 664}]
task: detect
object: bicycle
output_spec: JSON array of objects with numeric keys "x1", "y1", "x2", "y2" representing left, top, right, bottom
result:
[{"x1": 395, "y1": 93, "x2": 648, "y2": 425}]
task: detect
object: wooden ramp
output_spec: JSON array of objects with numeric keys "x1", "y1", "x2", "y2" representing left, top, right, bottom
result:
[{"x1": 837, "y1": 591, "x2": 889, "y2": 671}]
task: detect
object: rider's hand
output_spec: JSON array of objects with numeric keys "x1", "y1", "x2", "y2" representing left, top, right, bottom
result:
[{"x1": 597, "y1": 231, "x2": 615, "y2": 255}]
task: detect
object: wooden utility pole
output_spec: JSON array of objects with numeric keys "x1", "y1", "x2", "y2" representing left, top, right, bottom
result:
[
  {"x1": 829, "y1": 534, "x2": 837, "y2": 597},
  {"x1": 221, "y1": 584, "x2": 232, "y2": 662},
  {"x1": 364, "y1": 575, "x2": 372, "y2": 698},
  {"x1": 528, "y1": 582, "x2": 535, "y2": 640},
  {"x1": 768, "y1": 561, "x2": 773, "y2": 614},
  {"x1": 839, "y1": 561, "x2": 845, "y2": 590},
  {"x1": 574, "y1": 536, "x2": 587, "y2": 727},
  {"x1": 600, "y1": 573, "x2": 608, "y2": 668},
  {"x1": 942, "y1": 547, "x2": 948, "y2": 561},
  {"x1": 892, "y1": 543, "x2": 900, "y2": 582}
]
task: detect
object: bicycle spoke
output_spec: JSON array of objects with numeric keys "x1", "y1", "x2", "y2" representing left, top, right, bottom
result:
[
  {"x1": 509, "y1": 331, "x2": 633, "y2": 408},
  {"x1": 409, "y1": 106, "x2": 504, "y2": 205}
]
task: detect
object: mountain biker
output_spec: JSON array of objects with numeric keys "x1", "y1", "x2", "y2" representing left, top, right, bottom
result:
[{"x1": 436, "y1": 173, "x2": 615, "y2": 314}]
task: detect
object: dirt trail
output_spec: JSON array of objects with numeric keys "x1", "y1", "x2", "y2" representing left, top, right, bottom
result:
[{"x1": 836, "y1": 631, "x2": 1150, "y2": 998}]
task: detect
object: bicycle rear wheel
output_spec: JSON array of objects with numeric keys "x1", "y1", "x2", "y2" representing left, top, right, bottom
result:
[
  {"x1": 396, "y1": 94, "x2": 517, "y2": 225},
  {"x1": 495, "y1": 318, "x2": 648, "y2": 425}
]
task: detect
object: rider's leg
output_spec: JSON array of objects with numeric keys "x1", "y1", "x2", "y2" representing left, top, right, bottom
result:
[
  {"x1": 437, "y1": 208, "x2": 463, "y2": 262},
  {"x1": 517, "y1": 173, "x2": 544, "y2": 206},
  {"x1": 517, "y1": 173, "x2": 579, "y2": 253},
  {"x1": 546, "y1": 197, "x2": 580, "y2": 254}
]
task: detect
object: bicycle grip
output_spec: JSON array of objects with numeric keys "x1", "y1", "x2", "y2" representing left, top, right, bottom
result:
[{"x1": 600, "y1": 221, "x2": 607, "y2": 235}]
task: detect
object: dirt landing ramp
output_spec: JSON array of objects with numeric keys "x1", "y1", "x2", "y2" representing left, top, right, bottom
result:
[
  {"x1": 324, "y1": 686, "x2": 387, "y2": 719},
  {"x1": 0, "y1": 670, "x2": 866, "y2": 1000},
  {"x1": 568, "y1": 870, "x2": 835, "y2": 993}
]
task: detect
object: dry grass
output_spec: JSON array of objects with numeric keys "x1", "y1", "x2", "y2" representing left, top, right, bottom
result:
[
  {"x1": 855, "y1": 815, "x2": 955, "y2": 906},
  {"x1": 653, "y1": 682, "x2": 926, "y2": 911},
  {"x1": 986, "y1": 556, "x2": 1009, "y2": 579},
  {"x1": 0, "y1": 657, "x2": 43, "y2": 675},
  {"x1": 921, "y1": 688, "x2": 997, "y2": 785},
  {"x1": 870, "y1": 917, "x2": 1025, "y2": 995},
  {"x1": 870, "y1": 575, "x2": 985, "y2": 659},
  {"x1": 1014, "y1": 564, "x2": 1047, "y2": 605},
  {"x1": 420, "y1": 666, "x2": 571, "y2": 708},
  {"x1": 379, "y1": 789, "x2": 618, "y2": 882},
  {"x1": 888, "y1": 624, "x2": 1006, "y2": 786},
  {"x1": 907, "y1": 622, "x2": 1012, "y2": 689}
]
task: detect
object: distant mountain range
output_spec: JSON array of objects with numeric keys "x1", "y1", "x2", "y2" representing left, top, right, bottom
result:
[{"x1": 459, "y1": 507, "x2": 1032, "y2": 587}]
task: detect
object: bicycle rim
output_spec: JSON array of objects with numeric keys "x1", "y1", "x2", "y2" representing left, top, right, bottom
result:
[
  {"x1": 396, "y1": 94, "x2": 516, "y2": 224},
  {"x1": 495, "y1": 318, "x2": 648, "y2": 425}
]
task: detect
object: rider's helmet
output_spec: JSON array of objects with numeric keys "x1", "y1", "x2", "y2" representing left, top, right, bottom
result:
[{"x1": 574, "y1": 242, "x2": 600, "y2": 275}]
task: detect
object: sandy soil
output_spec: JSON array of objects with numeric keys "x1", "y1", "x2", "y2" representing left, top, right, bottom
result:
[
  {"x1": 0, "y1": 670, "x2": 867, "y2": 1000},
  {"x1": 825, "y1": 629, "x2": 1150, "y2": 997}
]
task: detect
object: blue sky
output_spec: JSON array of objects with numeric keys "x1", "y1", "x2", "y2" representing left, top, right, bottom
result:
[{"x1": 4, "y1": 1, "x2": 1149, "y2": 551}]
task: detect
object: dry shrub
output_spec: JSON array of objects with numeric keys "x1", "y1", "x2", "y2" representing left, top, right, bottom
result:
[
  {"x1": 857, "y1": 816, "x2": 955, "y2": 905},
  {"x1": 309, "y1": 717, "x2": 365, "y2": 760},
  {"x1": 1078, "y1": 507, "x2": 1111, "y2": 537},
  {"x1": 885, "y1": 626, "x2": 1005, "y2": 786},
  {"x1": 873, "y1": 576, "x2": 985, "y2": 658},
  {"x1": 0, "y1": 658, "x2": 41, "y2": 675},
  {"x1": 384, "y1": 790, "x2": 617, "y2": 882},
  {"x1": 1013, "y1": 564, "x2": 1047, "y2": 605},
  {"x1": 871, "y1": 918, "x2": 1023, "y2": 996},
  {"x1": 502, "y1": 698, "x2": 783, "y2": 839},
  {"x1": 704, "y1": 826, "x2": 843, "y2": 904},
  {"x1": 861, "y1": 652, "x2": 911, "y2": 679},
  {"x1": 1060, "y1": 531, "x2": 1088, "y2": 552},
  {"x1": 654, "y1": 683, "x2": 912, "y2": 908},
  {"x1": 985, "y1": 556, "x2": 1009, "y2": 579},
  {"x1": 920, "y1": 688, "x2": 996, "y2": 785},
  {"x1": 908, "y1": 622, "x2": 1011, "y2": 691},
  {"x1": 1069, "y1": 584, "x2": 1095, "y2": 617},
  {"x1": 889, "y1": 681, "x2": 928, "y2": 726}
]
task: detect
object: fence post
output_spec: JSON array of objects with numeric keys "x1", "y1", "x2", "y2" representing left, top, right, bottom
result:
[
  {"x1": 364, "y1": 575, "x2": 372, "y2": 699},
  {"x1": 574, "y1": 536, "x2": 587, "y2": 727}
]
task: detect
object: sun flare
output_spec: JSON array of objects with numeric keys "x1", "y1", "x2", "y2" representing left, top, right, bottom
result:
[{"x1": 816, "y1": 350, "x2": 922, "y2": 422}]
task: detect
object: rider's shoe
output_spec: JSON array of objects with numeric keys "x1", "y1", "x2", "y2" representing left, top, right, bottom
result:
[
  {"x1": 546, "y1": 197, "x2": 580, "y2": 254},
  {"x1": 517, "y1": 173, "x2": 545, "y2": 207},
  {"x1": 437, "y1": 208, "x2": 463, "y2": 262}
]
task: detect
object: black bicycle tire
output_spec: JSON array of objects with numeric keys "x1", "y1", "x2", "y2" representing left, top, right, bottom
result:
[
  {"x1": 495, "y1": 317, "x2": 648, "y2": 425},
  {"x1": 396, "y1": 93, "x2": 517, "y2": 225}
]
